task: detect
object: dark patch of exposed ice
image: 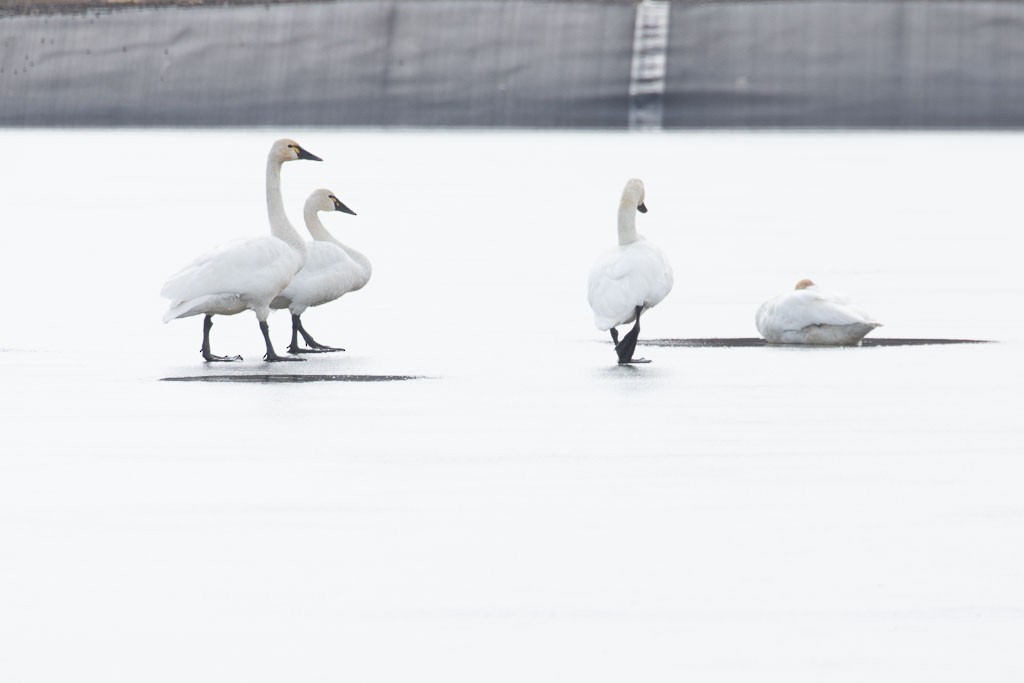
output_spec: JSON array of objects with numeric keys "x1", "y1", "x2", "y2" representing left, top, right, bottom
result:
[
  {"x1": 160, "y1": 374, "x2": 426, "y2": 383},
  {"x1": 642, "y1": 338, "x2": 992, "y2": 348}
]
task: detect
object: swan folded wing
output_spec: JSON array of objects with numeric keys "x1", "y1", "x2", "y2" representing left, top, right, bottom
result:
[
  {"x1": 278, "y1": 244, "x2": 364, "y2": 306},
  {"x1": 287, "y1": 259, "x2": 364, "y2": 307},
  {"x1": 775, "y1": 290, "x2": 878, "y2": 331},
  {"x1": 160, "y1": 237, "x2": 302, "y2": 303},
  {"x1": 587, "y1": 245, "x2": 673, "y2": 329}
]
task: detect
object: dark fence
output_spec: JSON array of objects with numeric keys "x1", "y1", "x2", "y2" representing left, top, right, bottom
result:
[{"x1": 2, "y1": 0, "x2": 1023, "y2": 127}]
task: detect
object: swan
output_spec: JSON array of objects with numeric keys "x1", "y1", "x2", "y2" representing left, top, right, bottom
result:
[
  {"x1": 587, "y1": 178, "x2": 674, "y2": 364},
  {"x1": 755, "y1": 279, "x2": 882, "y2": 345},
  {"x1": 270, "y1": 188, "x2": 371, "y2": 353},
  {"x1": 161, "y1": 138, "x2": 322, "y2": 362}
]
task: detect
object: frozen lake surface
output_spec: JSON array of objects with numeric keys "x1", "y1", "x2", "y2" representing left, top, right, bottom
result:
[{"x1": 1, "y1": 129, "x2": 1023, "y2": 681}]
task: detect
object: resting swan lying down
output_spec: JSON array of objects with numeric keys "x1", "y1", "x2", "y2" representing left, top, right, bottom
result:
[{"x1": 756, "y1": 279, "x2": 881, "y2": 345}]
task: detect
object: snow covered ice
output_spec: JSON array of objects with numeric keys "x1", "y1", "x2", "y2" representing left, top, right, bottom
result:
[{"x1": 1, "y1": 129, "x2": 1023, "y2": 682}]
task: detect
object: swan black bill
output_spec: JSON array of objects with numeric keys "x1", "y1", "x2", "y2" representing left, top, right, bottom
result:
[
  {"x1": 332, "y1": 197, "x2": 357, "y2": 215},
  {"x1": 296, "y1": 146, "x2": 322, "y2": 162},
  {"x1": 638, "y1": 202, "x2": 648, "y2": 213}
]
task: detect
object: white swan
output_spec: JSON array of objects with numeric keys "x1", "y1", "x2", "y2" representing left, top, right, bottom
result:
[
  {"x1": 587, "y1": 178, "x2": 674, "y2": 364},
  {"x1": 756, "y1": 279, "x2": 882, "y2": 345},
  {"x1": 161, "y1": 138, "x2": 321, "y2": 362},
  {"x1": 270, "y1": 188, "x2": 371, "y2": 353}
]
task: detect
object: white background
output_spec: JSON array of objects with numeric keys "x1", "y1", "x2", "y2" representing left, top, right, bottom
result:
[{"x1": 1, "y1": 130, "x2": 1022, "y2": 681}]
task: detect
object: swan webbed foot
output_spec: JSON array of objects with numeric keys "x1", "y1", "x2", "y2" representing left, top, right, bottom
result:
[
  {"x1": 199, "y1": 315, "x2": 240, "y2": 362},
  {"x1": 259, "y1": 320, "x2": 303, "y2": 362},
  {"x1": 293, "y1": 315, "x2": 345, "y2": 353},
  {"x1": 613, "y1": 306, "x2": 644, "y2": 364},
  {"x1": 306, "y1": 341, "x2": 345, "y2": 353},
  {"x1": 202, "y1": 350, "x2": 243, "y2": 363},
  {"x1": 286, "y1": 344, "x2": 332, "y2": 354},
  {"x1": 264, "y1": 351, "x2": 306, "y2": 362}
]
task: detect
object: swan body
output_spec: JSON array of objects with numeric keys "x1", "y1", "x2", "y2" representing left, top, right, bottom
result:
[
  {"x1": 270, "y1": 189, "x2": 371, "y2": 353},
  {"x1": 756, "y1": 279, "x2": 881, "y2": 345},
  {"x1": 162, "y1": 236, "x2": 302, "y2": 322},
  {"x1": 588, "y1": 240, "x2": 674, "y2": 331},
  {"x1": 161, "y1": 138, "x2": 322, "y2": 361},
  {"x1": 587, "y1": 179, "x2": 673, "y2": 363}
]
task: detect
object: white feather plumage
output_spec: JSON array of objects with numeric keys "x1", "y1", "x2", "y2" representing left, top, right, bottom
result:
[
  {"x1": 756, "y1": 280, "x2": 881, "y2": 345},
  {"x1": 161, "y1": 138, "x2": 319, "y2": 361},
  {"x1": 271, "y1": 189, "x2": 371, "y2": 317},
  {"x1": 587, "y1": 179, "x2": 673, "y2": 331},
  {"x1": 162, "y1": 237, "x2": 302, "y2": 322}
]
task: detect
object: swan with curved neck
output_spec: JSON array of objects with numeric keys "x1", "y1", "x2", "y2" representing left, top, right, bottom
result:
[
  {"x1": 587, "y1": 179, "x2": 674, "y2": 364},
  {"x1": 755, "y1": 279, "x2": 882, "y2": 345},
  {"x1": 161, "y1": 138, "x2": 322, "y2": 362},
  {"x1": 270, "y1": 188, "x2": 371, "y2": 353}
]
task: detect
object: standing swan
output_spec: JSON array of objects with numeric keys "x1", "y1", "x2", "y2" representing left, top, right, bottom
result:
[
  {"x1": 587, "y1": 179, "x2": 674, "y2": 364},
  {"x1": 756, "y1": 279, "x2": 882, "y2": 345},
  {"x1": 161, "y1": 139, "x2": 322, "y2": 362},
  {"x1": 270, "y1": 188, "x2": 371, "y2": 354}
]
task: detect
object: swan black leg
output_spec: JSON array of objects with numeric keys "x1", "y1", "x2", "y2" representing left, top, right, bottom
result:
[
  {"x1": 287, "y1": 317, "x2": 304, "y2": 354},
  {"x1": 289, "y1": 314, "x2": 345, "y2": 353},
  {"x1": 610, "y1": 328, "x2": 619, "y2": 345},
  {"x1": 261, "y1": 320, "x2": 304, "y2": 362},
  {"x1": 200, "y1": 315, "x2": 242, "y2": 362},
  {"x1": 615, "y1": 306, "x2": 650, "y2": 364}
]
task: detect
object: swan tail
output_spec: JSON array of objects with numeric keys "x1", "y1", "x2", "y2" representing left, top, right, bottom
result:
[
  {"x1": 163, "y1": 299, "x2": 201, "y2": 323},
  {"x1": 162, "y1": 294, "x2": 237, "y2": 323}
]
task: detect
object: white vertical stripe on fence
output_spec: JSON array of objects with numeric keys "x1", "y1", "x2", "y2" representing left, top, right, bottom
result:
[{"x1": 628, "y1": 0, "x2": 671, "y2": 130}]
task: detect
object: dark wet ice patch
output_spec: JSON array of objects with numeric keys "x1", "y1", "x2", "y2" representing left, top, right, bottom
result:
[
  {"x1": 643, "y1": 338, "x2": 992, "y2": 348},
  {"x1": 161, "y1": 374, "x2": 425, "y2": 383}
]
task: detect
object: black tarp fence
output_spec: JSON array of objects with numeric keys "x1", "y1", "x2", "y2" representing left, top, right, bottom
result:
[{"x1": 2, "y1": 0, "x2": 1023, "y2": 128}]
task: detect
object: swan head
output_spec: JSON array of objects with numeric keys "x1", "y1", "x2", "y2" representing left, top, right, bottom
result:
[
  {"x1": 270, "y1": 138, "x2": 322, "y2": 163},
  {"x1": 621, "y1": 178, "x2": 647, "y2": 213},
  {"x1": 795, "y1": 278, "x2": 816, "y2": 290},
  {"x1": 306, "y1": 188, "x2": 357, "y2": 216}
]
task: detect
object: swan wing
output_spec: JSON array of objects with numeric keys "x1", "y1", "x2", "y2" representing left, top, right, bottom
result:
[
  {"x1": 161, "y1": 236, "x2": 301, "y2": 303},
  {"x1": 278, "y1": 242, "x2": 365, "y2": 307},
  {"x1": 796, "y1": 288, "x2": 879, "y2": 326}
]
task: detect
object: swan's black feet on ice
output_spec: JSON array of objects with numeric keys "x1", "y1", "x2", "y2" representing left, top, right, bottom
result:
[
  {"x1": 260, "y1": 320, "x2": 304, "y2": 363},
  {"x1": 264, "y1": 351, "x2": 306, "y2": 362},
  {"x1": 614, "y1": 306, "x2": 646, "y2": 364},
  {"x1": 286, "y1": 343, "x2": 344, "y2": 354},
  {"x1": 289, "y1": 314, "x2": 346, "y2": 354},
  {"x1": 199, "y1": 315, "x2": 241, "y2": 362},
  {"x1": 306, "y1": 340, "x2": 345, "y2": 353},
  {"x1": 201, "y1": 350, "x2": 242, "y2": 363},
  {"x1": 287, "y1": 344, "x2": 326, "y2": 355}
]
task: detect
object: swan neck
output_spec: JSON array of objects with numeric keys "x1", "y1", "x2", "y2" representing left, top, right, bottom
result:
[
  {"x1": 303, "y1": 205, "x2": 334, "y2": 242},
  {"x1": 617, "y1": 202, "x2": 639, "y2": 245},
  {"x1": 303, "y1": 208, "x2": 372, "y2": 279},
  {"x1": 266, "y1": 157, "x2": 306, "y2": 255}
]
